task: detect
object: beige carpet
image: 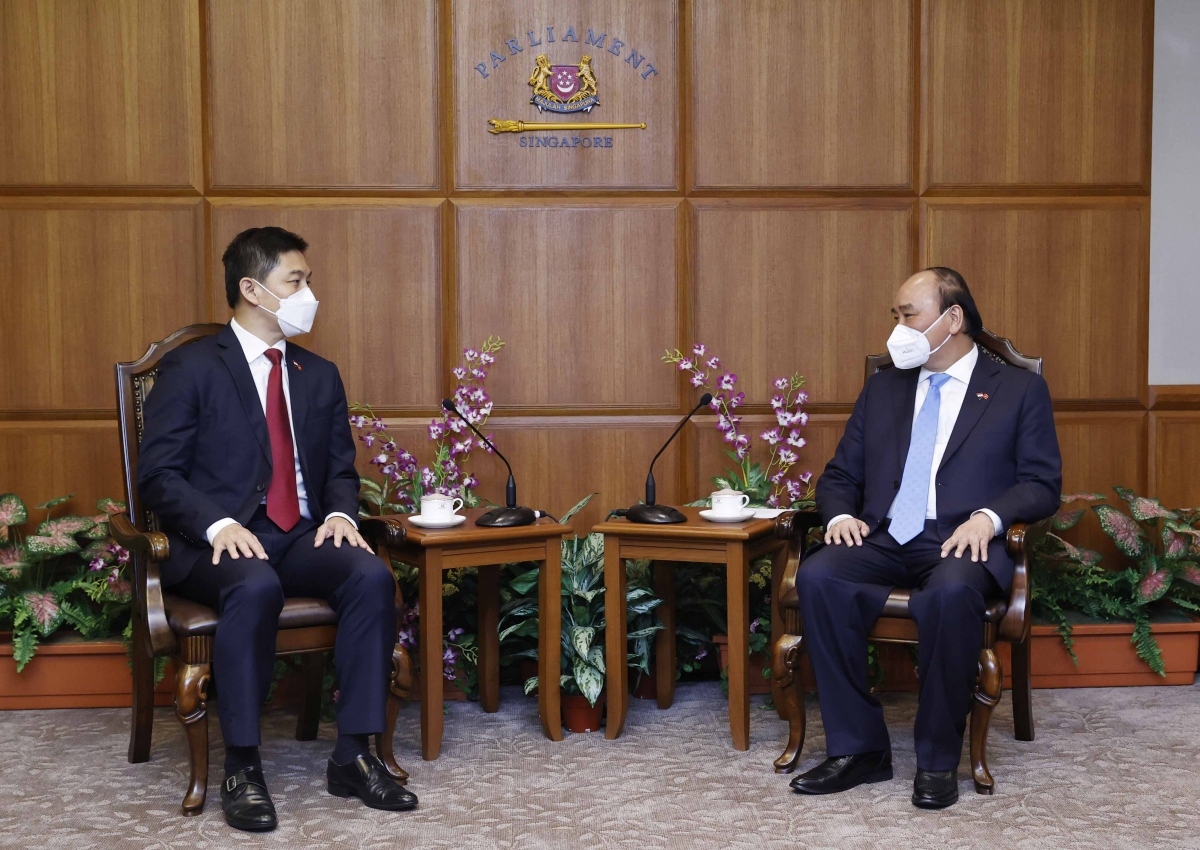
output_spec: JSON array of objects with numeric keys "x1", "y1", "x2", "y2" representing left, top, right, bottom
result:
[{"x1": 1, "y1": 682, "x2": 1198, "y2": 850}]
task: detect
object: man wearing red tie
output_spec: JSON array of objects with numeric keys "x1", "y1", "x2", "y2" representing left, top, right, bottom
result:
[{"x1": 138, "y1": 227, "x2": 416, "y2": 831}]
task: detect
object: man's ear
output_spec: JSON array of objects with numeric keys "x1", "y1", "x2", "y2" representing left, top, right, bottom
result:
[
  {"x1": 240, "y1": 277, "x2": 261, "y2": 306},
  {"x1": 949, "y1": 304, "x2": 965, "y2": 334}
]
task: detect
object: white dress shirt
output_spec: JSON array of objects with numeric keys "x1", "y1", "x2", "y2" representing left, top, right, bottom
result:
[
  {"x1": 828, "y1": 344, "x2": 1002, "y2": 538},
  {"x1": 204, "y1": 319, "x2": 355, "y2": 543}
]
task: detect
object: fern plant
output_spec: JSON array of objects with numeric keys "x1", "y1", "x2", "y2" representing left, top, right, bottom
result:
[
  {"x1": 0, "y1": 493, "x2": 132, "y2": 671},
  {"x1": 1031, "y1": 488, "x2": 1200, "y2": 675}
]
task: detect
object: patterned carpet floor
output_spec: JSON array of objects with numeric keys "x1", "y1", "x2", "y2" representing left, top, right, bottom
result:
[{"x1": 1, "y1": 681, "x2": 1198, "y2": 850}]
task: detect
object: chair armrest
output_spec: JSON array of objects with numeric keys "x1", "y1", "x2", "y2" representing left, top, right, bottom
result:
[
  {"x1": 774, "y1": 510, "x2": 823, "y2": 611},
  {"x1": 110, "y1": 513, "x2": 175, "y2": 657},
  {"x1": 360, "y1": 515, "x2": 407, "y2": 550},
  {"x1": 998, "y1": 515, "x2": 1054, "y2": 643},
  {"x1": 775, "y1": 510, "x2": 824, "y2": 542}
]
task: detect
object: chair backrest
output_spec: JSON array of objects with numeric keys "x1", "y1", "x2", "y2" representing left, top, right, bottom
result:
[
  {"x1": 115, "y1": 324, "x2": 225, "y2": 534},
  {"x1": 864, "y1": 327, "x2": 1042, "y2": 382}
]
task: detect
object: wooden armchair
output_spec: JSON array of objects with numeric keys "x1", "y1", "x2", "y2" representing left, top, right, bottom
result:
[
  {"x1": 770, "y1": 329, "x2": 1055, "y2": 795},
  {"x1": 112, "y1": 324, "x2": 413, "y2": 816}
]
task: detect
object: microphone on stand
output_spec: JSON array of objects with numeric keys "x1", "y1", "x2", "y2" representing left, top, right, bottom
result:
[
  {"x1": 623, "y1": 392, "x2": 713, "y2": 524},
  {"x1": 441, "y1": 399, "x2": 536, "y2": 527}
]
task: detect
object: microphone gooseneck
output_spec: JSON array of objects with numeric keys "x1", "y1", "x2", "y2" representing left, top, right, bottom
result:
[
  {"x1": 440, "y1": 398, "x2": 536, "y2": 527},
  {"x1": 625, "y1": 392, "x2": 714, "y2": 524}
]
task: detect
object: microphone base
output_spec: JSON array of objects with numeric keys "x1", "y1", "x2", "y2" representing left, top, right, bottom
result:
[
  {"x1": 624, "y1": 504, "x2": 687, "y2": 524},
  {"x1": 474, "y1": 506, "x2": 538, "y2": 528}
]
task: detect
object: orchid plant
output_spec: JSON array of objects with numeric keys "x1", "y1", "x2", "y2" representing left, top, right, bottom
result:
[
  {"x1": 0, "y1": 494, "x2": 132, "y2": 670},
  {"x1": 662, "y1": 344, "x2": 815, "y2": 509},
  {"x1": 1032, "y1": 488, "x2": 1200, "y2": 675},
  {"x1": 350, "y1": 336, "x2": 505, "y2": 514}
]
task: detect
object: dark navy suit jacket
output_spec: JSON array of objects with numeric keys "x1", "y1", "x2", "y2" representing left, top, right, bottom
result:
[
  {"x1": 137, "y1": 322, "x2": 360, "y2": 586},
  {"x1": 816, "y1": 347, "x2": 1062, "y2": 587}
]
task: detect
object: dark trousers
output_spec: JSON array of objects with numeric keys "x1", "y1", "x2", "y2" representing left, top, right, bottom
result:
[
  {"x1": 796, "y1": 520, "x2": 1006, "y2": 771},
  {"x1": 170, "y1": 508, "x2": 397, "y2": 748}
]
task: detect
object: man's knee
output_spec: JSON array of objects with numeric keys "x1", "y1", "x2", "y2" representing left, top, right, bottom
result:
[
  {"x1": 341, "y1": 551, "x2": 396, "y2": 604},
  {"x1": 222, "y1": 563, "x2": 285, "y2": 613}
]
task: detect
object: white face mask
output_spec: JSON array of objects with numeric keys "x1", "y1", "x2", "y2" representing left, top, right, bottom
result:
[
  {"x1": 254, "y1": 280, "x2": 319, "y2": 337},
  {"x1": 886, "y1": 308, "x2": 953, "y2": 370}
]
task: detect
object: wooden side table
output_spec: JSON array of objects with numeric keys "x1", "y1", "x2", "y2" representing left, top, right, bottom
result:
[
  {"x1": 388, "y1": 509, "x2": 569, "y2": 759},
  {"x1": 595, "y1": 507, "x2": 789, "y2": 751}
]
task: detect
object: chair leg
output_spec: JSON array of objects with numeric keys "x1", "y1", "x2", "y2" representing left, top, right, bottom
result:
[
  {"x1": 127, "y1": 627, "x2": 155, "y2": 764},
  {"x1": 174, "y1": 660, "x2": 211, "y2": 816},
  {"x1": 296, "y1": 652, "x2": 324, "y2": 742},
  {"x1": 375, "y1": 643, "x2": 412, "y2": 785},
  {"x1": 970, "y1": 646, "x2": 1002, "y2": 795},
  {"x1": 772, "y1": 632, "x2": 807, "y2": 774},
  {"x1": 1010, "y1": 636, "x2": 1035, "y2": 741}
]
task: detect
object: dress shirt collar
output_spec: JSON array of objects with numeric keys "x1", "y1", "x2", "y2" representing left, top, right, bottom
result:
[
  {"x1": 230, "y1": 318, "x2": 286, "y2": 364},
  {"x1": 919, "y1": 342, "x2": 978, "y2": 387}
]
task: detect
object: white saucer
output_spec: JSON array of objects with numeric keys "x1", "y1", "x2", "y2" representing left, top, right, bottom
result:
[
  {"x1": 407, "y1": 514, "x2": 467, "y2": 529},
  {"x1": 699, "y1": 508, "x2": 756, "y2": 523}
]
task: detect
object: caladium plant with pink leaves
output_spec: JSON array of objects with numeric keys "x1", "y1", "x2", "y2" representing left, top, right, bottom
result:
[
  {"x1": 0, "y1": 494, "x2": 132, "y2": 671},
  {"x1": 1032, "y1": 488, "x2": 1200, "y2": 676}
]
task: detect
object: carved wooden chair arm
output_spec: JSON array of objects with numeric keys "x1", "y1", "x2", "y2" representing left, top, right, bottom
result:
[
  {"x1": 110, "y1": 513, "x2": 176, "y2": 656},
  {"x1": 774, "y1": 510, "x2": 824, "y2": 611},
  {"x1": 359, "y1": 515, "x2": 408, "y2": 550},
  {"x1": 998, "y1": 515, "x2": 1054, "y2": 643}
]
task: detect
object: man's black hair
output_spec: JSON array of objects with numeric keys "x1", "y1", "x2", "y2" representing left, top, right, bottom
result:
[
  {"x1": 222, "y1": 227, "x2": 309, "y2": 308},
  {"x1": 924, "y1": 266, "x2": 983, "y2": 339}
]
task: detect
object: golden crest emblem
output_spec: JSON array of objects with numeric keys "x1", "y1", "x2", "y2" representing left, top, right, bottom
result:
[{"x1": 528, "y1": 54, "x2": 600, "y2": 113}]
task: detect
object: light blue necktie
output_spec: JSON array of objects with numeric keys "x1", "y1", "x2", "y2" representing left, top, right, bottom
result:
[{"x1": 889, "y1": 373, "x2": 951, "y2": 545}]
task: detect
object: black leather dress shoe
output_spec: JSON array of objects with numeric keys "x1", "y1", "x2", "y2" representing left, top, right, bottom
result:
[
  {"x1": 327, "y1": 755, "x2": 419, "y2": 811},
  {"x1": 789, "y1": 751, "x2": 893, "y2": 795},
  {"x1": 912, "y1": 768, "x2": 959, "y2": 809},
  {"x1": 219, "y1": 767, "x2": 277, "y2": 832}
]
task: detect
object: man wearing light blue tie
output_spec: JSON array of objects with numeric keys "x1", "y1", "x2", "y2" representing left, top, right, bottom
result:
[{"x1": 789, "y1": 268, "x2": 1061, "y2": 808}]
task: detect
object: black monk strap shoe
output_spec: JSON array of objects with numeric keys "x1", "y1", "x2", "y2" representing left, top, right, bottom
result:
[
  {"x1": 219, "y1": 767, "x2": 278, "y2": 832},
  {"x1": 912, "y1": 768, "x2": 959, "y2": 809},
  {"x1": 789, "y1": 751, "x2": 893, "y2": 795},
  {"x1": 327, "y1": 754, "x2": 419, "y2": 811}
]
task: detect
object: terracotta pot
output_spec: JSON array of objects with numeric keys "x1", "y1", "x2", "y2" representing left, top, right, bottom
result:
[
  {"x1": 519, "y1": 659, "x2": 539, "y2": 696},
  {"x1": 997, "y1": 619, "x2": 1200, "y2": 688},
  {"x1": 0, "y1": 636, "x2": 174, "y2": 710},
  {"x1": 712, "y1": 635, "x2": 773, "y2": 695},
  {"x1": 561, "y1": 690, "x2": 605, "y2": 733}
]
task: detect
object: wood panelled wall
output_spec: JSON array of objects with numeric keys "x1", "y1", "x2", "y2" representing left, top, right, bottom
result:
[{"x1": 2, "y1": 0, "x2": 1193, "y2": 537}]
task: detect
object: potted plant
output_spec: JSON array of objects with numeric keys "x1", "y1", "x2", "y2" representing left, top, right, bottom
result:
[
  {"x1": 513, "y1": 499, "x2": 664, "y2": 733},
  {"x1": 0, "y1": 493, "x2": 172, "y2": 708},
  {"x1": 1021, "y1": 488, "x2": 1200, "y2": 686}
]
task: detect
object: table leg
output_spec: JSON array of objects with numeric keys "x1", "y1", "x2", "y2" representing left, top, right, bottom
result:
[
  {"x1": 727, "y1": 541, "x2": 750, "y2": 751},
  {"x1": 653, "y1": 560, "x2": 676, "y2": 710},
  {"x1": 603, "y1": 539, "x2": 629, "y2": 739},
  {"x1": 769, "y1": 541, "x2": 788, "y2": 719},
  {"x1": 418, "y1": 550, "x2": 444, "y2": 760},
  {"x1": 478, "y1": 564, "x2": 500, "y2": 714},
  {"x1": 538, "y1": 540, "x2": 564, "y2": 742}
]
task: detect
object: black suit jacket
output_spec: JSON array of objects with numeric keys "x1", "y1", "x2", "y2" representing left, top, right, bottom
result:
[
  {"x1": 137, "y1": 323, "x2": 360, "y2": 586},
  {"x1": 816, "y1": 348, "x2": 1062, "y2": 586}
]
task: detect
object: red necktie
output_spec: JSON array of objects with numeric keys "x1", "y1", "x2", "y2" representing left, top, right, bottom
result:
[{"x1": 263, "y1": 349, "x2": 300, "y2": 531}]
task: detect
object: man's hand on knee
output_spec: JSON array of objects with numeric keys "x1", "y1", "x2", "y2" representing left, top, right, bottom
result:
[
  {"x1": 940, "y1": 513, "x2": 997, "y2": 563},
  {"x1": 825, "y1": 517, "x2": 870, "y2": 547},
  {"x1": 314, "y1": 516, "x2": 374, "y2": 553},
  {"x1": 211, "y1": 523, "x2": 268, "y2": 565}
]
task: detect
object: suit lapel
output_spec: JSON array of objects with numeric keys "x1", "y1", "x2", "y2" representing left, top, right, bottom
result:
[
  {"x1": 938, "y1": 352, "x2": 1002, "y2": 471},
  {"x1": 893, "y1": 368, "x2": 920, "y2": 470},
  {"x1": 285, "y1": 349, "x2": 310, "y2": 476},
  {"x1": 217, "y1": 323, "x2": 272, "y2": 463}
]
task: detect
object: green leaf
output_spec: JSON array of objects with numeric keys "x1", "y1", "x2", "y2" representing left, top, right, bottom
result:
[
  {"x1": 1053, "y1": 508, "x2": 1086, "y2": 531},
  {"x1": 25, "y1": 535, "x2": 81, "y2": 557},
  {"x1": 12, "y1": 629, "x2": 38, "y2": 672},
  {"x1": 0, "y1": 494, "x2": 28, "y2": 527},
  {"x1": 587, "y1": 645, "x2": 605, "y2": 675},
  {"x1": 1093, "y1": 505, "x2": 1146, "y2": 559},
  {"x1": 570, "y1": 626, "x2": 595, "y2": 659},
  {"x1": 507, "y1": 568, "x2": 541, "y2": 595},
  {"x1": 498, "y1": 620, "x2": 538, "y2": 642},
  {"x1": 35, "y1": 516, "x2": 95, "y2": 537},
  {"x1": 523, "y1": 676, "x2": 539, "y2": 696},
  {"x1": 1114, "y1": 487, "x2": 1178, "y2": 522},
  {"x1": 96, "y1": 498, "x2": 125, "y2": 516},
  {"x1": 559, "y1": 493, "x2": 597, "y2": 524},
  {"x1": 626, "y1": 626, "x2": 663, "y2": 639},
  {"x1": 35, "y1": 495, "x2": 72, "y2": 510},
  {"x1": 572, "y1": 658, "x2": 604, "y2": 706}
]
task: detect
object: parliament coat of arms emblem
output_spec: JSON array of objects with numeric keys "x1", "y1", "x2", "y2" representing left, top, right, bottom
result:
[{"x1": 528, "y1": 54, "x2": 600, "y2": 113}]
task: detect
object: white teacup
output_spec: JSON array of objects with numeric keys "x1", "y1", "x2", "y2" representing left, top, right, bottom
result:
[
  {"x1": 420, "y1": 493, "x2": 464, "y2": 520},
  {"x1": 710, "y1": 488, "x2": 751, "y2": 516}
]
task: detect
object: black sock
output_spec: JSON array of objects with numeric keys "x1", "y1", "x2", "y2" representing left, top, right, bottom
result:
[
  {"x1": 332, "y1": 733, "x2": 371, "y2": 765},
  {"x1": 224, "y1": 745, "x2": 261, "y2": 775}
]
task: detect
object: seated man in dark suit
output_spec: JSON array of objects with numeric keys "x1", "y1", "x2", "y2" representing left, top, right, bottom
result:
[
  {"x1": 789, "y1": 267, "x2": 1061, "y2": 809},
  {"x1": 138, "y1": 227, "x2": 416, "y2": 832}
]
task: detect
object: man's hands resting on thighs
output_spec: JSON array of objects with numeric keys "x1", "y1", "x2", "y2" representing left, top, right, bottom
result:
[
  {"x1": 210, "y1": 516, "x2": 373, "y2": 565},
  {"x1": 825, "y1": 516, "x2": 871, "y2": 547},
  {"x1": 313, "y1": 516, "x2": 373, "y2": 553}
]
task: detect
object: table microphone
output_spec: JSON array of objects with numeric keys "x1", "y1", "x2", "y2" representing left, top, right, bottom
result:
[
  {"x1": 441, "y1": 399, "x2": 536, "y2": 527},
  {"x1": 624, "y1": 392, "x2": 713, "y2": 524}
]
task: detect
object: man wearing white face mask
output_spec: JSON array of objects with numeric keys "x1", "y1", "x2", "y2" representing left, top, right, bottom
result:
[
  {"x1": 788, "y1": 268, "x2": 1061, "y2": 809},
  {"x1": 138, "y1": 227, "x2": 417, "y2": 831}
]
